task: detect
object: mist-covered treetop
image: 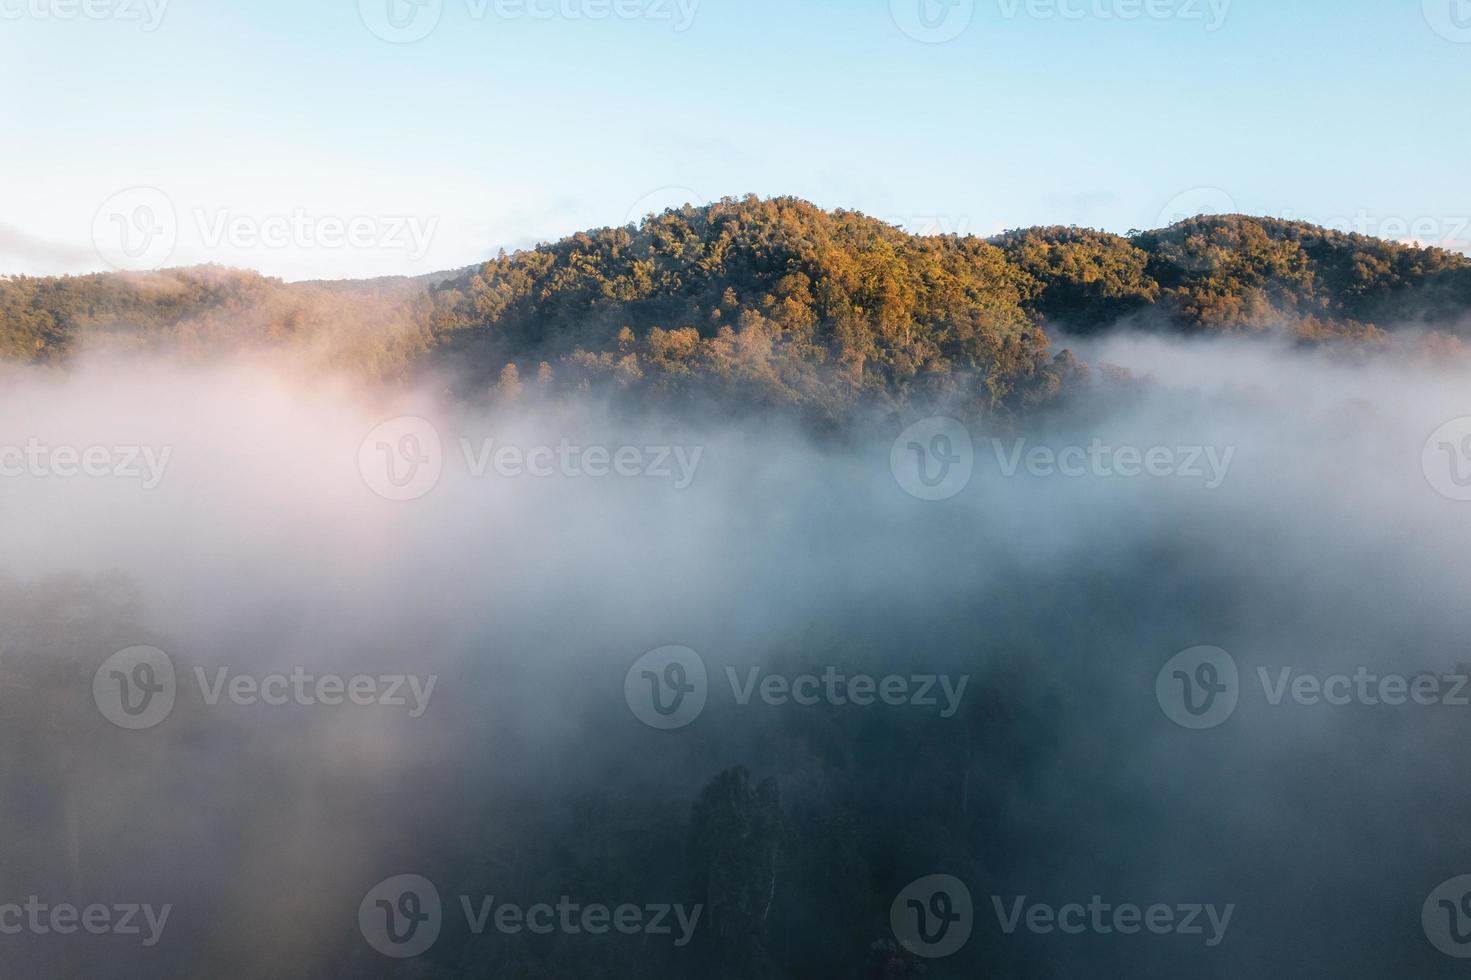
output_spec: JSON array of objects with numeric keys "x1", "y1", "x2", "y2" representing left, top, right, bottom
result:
[{"x1": 5, "y1": 197, "x2": 1468, "y2": 416}]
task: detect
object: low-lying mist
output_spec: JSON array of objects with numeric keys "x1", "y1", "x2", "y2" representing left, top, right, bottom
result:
[{"x1": 3, "y1": 334, "x2": 1470, "y2": 978}]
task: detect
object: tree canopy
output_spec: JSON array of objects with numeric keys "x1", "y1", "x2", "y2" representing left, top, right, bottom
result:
[{"x1": 5, "y1": 199, "x2": 1469, "y2": 417}]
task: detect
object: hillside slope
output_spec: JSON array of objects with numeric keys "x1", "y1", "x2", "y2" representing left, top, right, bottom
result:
[{"x1": 5, "y1": 197, "x2": 1469, "y2": 415}]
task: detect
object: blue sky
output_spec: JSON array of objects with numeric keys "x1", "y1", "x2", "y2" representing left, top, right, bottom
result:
[{"x1": 2, "y1": 0, "x2": 1468, "y2": 279}]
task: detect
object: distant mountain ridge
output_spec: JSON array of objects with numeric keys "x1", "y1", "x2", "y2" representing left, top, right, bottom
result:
[{"x1": 5, "y1": 197, "x2": 1469, "y2": 415}]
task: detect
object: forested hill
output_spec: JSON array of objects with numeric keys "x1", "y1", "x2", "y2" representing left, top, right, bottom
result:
[{"x1": 4, "y1": 197, "x2": 1470, "y2": 415}]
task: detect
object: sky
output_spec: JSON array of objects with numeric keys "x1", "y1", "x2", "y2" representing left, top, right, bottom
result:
[{"x1": 1, "y1": 0, "x2": 1468, "y2": 280}]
